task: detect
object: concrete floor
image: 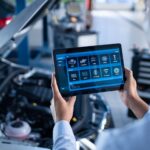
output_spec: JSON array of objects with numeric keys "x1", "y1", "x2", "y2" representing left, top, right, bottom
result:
[{"x1": 92, "y1": 10, "x2": 149, "y2": 128}]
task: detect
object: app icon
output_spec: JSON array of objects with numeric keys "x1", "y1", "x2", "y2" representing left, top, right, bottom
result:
[
  {"x1": 67, "y1": 57, "x2": 78, "y2": 68},
  {"x1": 69, "y1": 71, "x2": 79, "y2": 81},
  {"x1": 112, "y1": 66, "x2": 121, "y2": 76},
  {"x1": 80, "y1": 70, "x2": 90, "y2": 80},
  {"x1": 79, "y1": 57, "x2": 89, "y2": 67},
  {"x1": 111, "y1": 53, "x2": 120, "y2": 63},
  {"x1": 91, "y1": 68, "x2": 101, "y2": 78},
  {"x1": 89, "y1": 55, "x2": 99, "y2": 66},
  {"x1": 101, "y1": 67, "x2": 111, "y2": 77},
  {"x1": 100, "y1": 55, "x2": 110, "y2": 64}
]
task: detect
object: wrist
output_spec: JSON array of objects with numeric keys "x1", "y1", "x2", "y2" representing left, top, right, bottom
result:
[
  {"x1": 127, "y1": 93, "x2": 141, "y2": 109},
  {"x1": 56, "y1": 117, "x2": 71, "y2": 123},
  {"x1": 55, "y1": 120, "x2": 70, "y2": 124},
  {"x1": 127, "y1": 93, "x2": 149, "y2": 118}
]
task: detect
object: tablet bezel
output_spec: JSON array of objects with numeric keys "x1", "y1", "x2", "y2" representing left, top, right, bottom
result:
[{"x1": 53, "y1": 43, "x2": 125, "y2": 96}]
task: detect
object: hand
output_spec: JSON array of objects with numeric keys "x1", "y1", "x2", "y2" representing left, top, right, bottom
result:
[
  {"x1": 120, "y1": 68, "x2": 139, "y2": 108},
  {"x1": 50, "y1": 74, "x2": 76, "y2": 123},
  {"x1": 120, "y1": 68, "x2": 149, "y2": 118}
]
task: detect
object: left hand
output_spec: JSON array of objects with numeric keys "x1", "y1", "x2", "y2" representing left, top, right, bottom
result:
[{"x1": 50, "y1": 74, "x2": 76, "y2": 123}]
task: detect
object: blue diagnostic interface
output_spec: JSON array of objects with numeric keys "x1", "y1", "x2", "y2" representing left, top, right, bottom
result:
[{"x1": 53, "y1": 44, "x2": 125, "y2": 96}]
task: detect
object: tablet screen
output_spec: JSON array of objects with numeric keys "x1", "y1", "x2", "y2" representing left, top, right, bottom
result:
[{"x1": 53, "y1": 44, "x2": 125, "y2": 96}]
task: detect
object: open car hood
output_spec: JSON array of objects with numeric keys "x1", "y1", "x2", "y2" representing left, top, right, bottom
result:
[{"x1": 0, "y1": 0, "x2": 58, "y2": 55}]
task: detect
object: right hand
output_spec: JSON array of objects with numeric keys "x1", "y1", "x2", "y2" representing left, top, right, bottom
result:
[
  {"x1": 120, "y1": 68, "x2": 149, "y2": 118},
  {"x1": 120, "y1": 68, "x2": 139, "y2": 108}
]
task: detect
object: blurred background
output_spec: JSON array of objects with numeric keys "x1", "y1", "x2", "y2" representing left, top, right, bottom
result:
[{"x1": 0, "y1": 0, "x2": 150, "y2": 149}]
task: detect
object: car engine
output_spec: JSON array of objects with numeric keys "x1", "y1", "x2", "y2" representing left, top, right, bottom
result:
[{"x1": 0, "y1": 60, "x2": 113, "y2": 149}]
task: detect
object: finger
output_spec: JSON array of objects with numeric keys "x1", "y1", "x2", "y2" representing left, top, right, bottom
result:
[
  {"x1": 124, "y1": 68, "x2": 133, "y2": 80},
  {"x1": 51, "y1": 73, "x2": 54, "y2": 87},
  {"x1": 50, "y1": 98, "x2": 54, "y2": 110},
  {"x1": 51, "y1": 73, "x2": 57, "y2": 88},
  {"x1": 50, "y1": 98, "x2": 57, "y2": 123},
  {"x1": 51, "y1": 74, "x2": 62, "y2": 100},
  {"x1": 68, "y1": 96, "x2": 76, "y2": 107},
  {"x1": 124, "y1": 67, "x2": 130, "y2": 71},
  {"x1": 124, "y1": 68, "x2": 130, "y2": 77}
]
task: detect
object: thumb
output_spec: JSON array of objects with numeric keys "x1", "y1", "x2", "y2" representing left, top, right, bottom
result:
[
  {"x1": 68, "y1": 96, "x2": 76, "y2": 107},
  {"x1": 125, "y1": 68, "x2": 133, "y2": 80}
]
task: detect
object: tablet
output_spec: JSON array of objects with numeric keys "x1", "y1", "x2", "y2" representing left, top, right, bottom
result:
[{"x1": 53, "y1": 44, "x2": 125, "y2": 96}]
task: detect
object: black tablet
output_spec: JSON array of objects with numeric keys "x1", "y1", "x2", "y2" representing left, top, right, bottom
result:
[{"x1": 53, "y1": 44, "x2": 125, "y2": 96}]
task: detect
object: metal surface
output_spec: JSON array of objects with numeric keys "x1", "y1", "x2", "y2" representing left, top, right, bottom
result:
[{"x1": 0, "y1": 0, "x2": 56, "y2": 52}]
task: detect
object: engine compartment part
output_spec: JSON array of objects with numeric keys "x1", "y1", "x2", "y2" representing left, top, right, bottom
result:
[{"x1": 4, "y1": 120, "x2": 31, "y2": 139}]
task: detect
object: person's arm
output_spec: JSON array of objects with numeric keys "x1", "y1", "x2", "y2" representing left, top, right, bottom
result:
[
  {"x1": 120, "y1": 68, "x2": 149, "y2": 118},
  {"x1": 96, "y1": 68, "x2": 150, "y2": 150},
  {"x1": 125, "y1": 95, "x2": 149, "y2": 118},
  {"x1": 53, "y1": 120, "x2": 76, "y2": 150},
  {"x1": 50, "y1": 74, "x2": 77, "y2": 150}
]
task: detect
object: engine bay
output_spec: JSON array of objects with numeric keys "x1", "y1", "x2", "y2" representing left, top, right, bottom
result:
[{"x1": 0, "y1": 60, "x2": 112, "y2": 149}]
